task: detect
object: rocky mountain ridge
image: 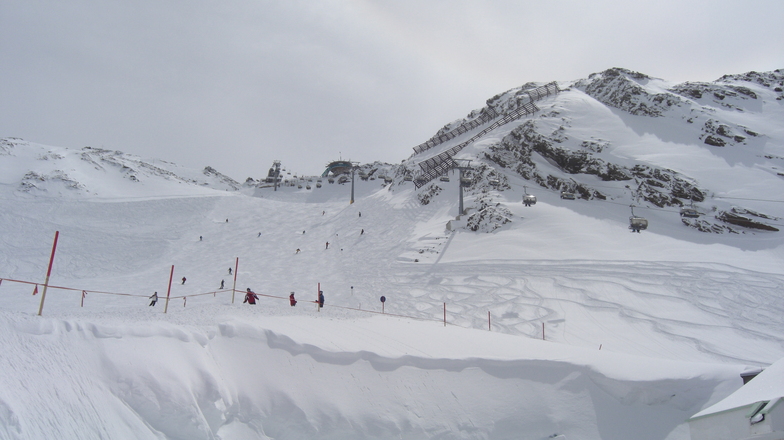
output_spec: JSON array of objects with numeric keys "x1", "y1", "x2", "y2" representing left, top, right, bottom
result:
[{"x1": 406, "y1": 67, "x2": 784, "y2": 234}]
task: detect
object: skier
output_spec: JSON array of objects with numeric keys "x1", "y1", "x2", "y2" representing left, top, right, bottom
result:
[
  {"x1": 181, "y1": 277, "x2": 186, "y2": 285},
  {"x1": 325, "y1": 242, "x2": 329, "y2": 250},
  {"x1": 360, "y1": 229, "x2": 364, "y2": 235},
  {"x1": 220, "y1": 279, "x2": 225, "y2": 290},
  {"x1": 258, "y1": 232, "x2": 261, "y2": 237},
  {"x1": 149, "y1": 292, "x2": 158, "y2": 306},
  {"x1": 295, "y1": 248, "x2": 301, "y2": 254},
  {"x1": 243, "y1": 288, "x2": 259, "y2": 305},
  {"x1": 228, "y1": 267, "x2": 232, "y2": 275},
  {"x1": 359, "y1": 212, "x2": 361, "y2": 218},
  {"x1": 289, "y1": 292, "x2": 297, "y2": 306},
  {"x1": 318, "y1": 291, "x2": 325, "y2": 309},
  {"x1": 199, "y1": 236, "x2": 202, "y2": 241}
]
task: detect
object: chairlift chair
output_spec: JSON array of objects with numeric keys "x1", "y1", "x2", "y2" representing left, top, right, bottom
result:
[
  {"x1": 629, "y1": 217, "x2": 648, "y2": 232},
  {"x1": 403, "y1": 175, "x2": 413, "y2": 182},
  {"x1": 440, "y1": 175, "x2": 450, "y2": 182},
  {"x1": 680, "y1": 207, "x2": 699, "y2": 218},
  {"x1": 560, "y1": 191, "x2": 575, "y2": 200},
  {"x1": 460, "y1": 177, "x2": 472, "y2": 188},
  {"x1": 628, "y1": 205, "x2": 648, "y2": 233},
  {"x1": 523, "y1": 194, "x2": 537, "y2": 207}
]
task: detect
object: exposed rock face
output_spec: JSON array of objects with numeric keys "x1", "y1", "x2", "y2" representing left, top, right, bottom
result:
[
  {"x1": 484, "y1": 119, "x2": 704, "y2": 208},
  {"x1": 670, "y1": 82, "x2": 759, "y2": 112},
  {"x1": 465, "y1": 193, "x2": 513, "y2": 232},
  {"x1": 417, "y1": 184, "x2": 442, "y2": 205},
  {"x1": 203, "y1": 166, "x2": 240, "y2": 189},
  {"x1": 576, "y1": 68, "x2": 685, "y2": 117},
  {"x1": 630, "y1": 165, "x2": 704, "y2": 208},
  {"x1": 20, "y1": 170, "x2": 85, "y2": 192}
]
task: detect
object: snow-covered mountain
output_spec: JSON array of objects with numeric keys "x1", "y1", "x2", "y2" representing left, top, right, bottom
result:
[
  {"x1": 404, "y1": 67, "x2": 784, "y2": 235},
  {"x1": 0, "y1": 138, "x2": 241, "y2": 197},
  {"x1": 1, "y1": 68, "x2": 783, "y2": 440}
]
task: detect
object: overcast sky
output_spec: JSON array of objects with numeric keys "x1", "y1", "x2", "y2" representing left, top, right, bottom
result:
[{"x1": 2, "y1": 1, "x2": 783, "y2": 180}]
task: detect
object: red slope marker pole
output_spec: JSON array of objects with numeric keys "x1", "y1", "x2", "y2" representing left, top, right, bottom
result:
[
  {"x1": 317, "y1": 282, "x2": 320, "y2": 312},
  {"x1": 443, "y1": 302, "x2": 446, "y2": 327},
  {"x1": 488, "y1": 311, "x2": 491, "y2": 331},
  {"x1": 164, "y1": 265, "x2": 174, "y2": 313},
  {"x1": 37, "y1": 231, "x2": 60, "y2": 316}
]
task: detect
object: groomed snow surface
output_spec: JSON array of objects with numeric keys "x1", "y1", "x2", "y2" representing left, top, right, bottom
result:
[{"x1": 1, "y1": 168, "x2": 783, "y2": 440}]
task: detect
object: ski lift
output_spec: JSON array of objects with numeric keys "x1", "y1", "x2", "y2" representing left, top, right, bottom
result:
[
  {"x1": 328, "y1": 177, "x2": 335, "y2": 184},
  {"x1": 522, "y1": 187, "x2": 536, "y2": 207},
  {"x1": 489, "y1": 177, "x2": 500, "y2": 187},
  {"x1": 403, "y1": 175, "x2": 413, "y2": 182},
  {"x1": 680, "y1": 199, "x2": 700, "y2": 218},
  {"x1": 680, "y1": 207, "x2": 699, "y2": 218},
  {"x1": 560, "y1": 191, "x2": 575, "y2": 200},
  {"x1": 316, "y1": 183, "x2": 322, "y2": 188},
  {"x1": 440, "y1": 175, "x2": 450, "y2": 182},
  {"x1": 338, "y1": 175, "x2": 349, "y2": 184},
  {"x1": 460, "y1": 176, "x2": 472, "y2": 188},
  {"x1": 629, "y1": 205, "x2": 648, "y2": 233},
  {"x1": 306, "y1": 184, "x2": 312, "y2": 190},
  {"x1": 297, "y1": 184, "x2": 303, "y2": 189}
]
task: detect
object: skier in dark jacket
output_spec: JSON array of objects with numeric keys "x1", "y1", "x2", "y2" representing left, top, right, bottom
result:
[
  {"x1": 244, "y1": 288, "x2": 259, "y2": 305},
  {"x1": 289, "y1": 292, "x2": 297, "y2": 306},
  {"x1": 318, "y1": 291, "x2": 325, "y2": 309}
]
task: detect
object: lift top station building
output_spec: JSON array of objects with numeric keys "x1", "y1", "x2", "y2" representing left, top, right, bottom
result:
[{"x1": 322, "y1": 160, "x2": 353, "y2": 177}]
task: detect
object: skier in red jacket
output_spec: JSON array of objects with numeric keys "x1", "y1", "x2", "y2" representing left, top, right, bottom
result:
[
  {"x1": 244, "y1": 288, "x2": 259, "y2": 305},
  {"x1": 289, "y1": 292, "x2": 297, "y2": 306}
]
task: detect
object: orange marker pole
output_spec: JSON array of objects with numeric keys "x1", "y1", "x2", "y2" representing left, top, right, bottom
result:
[
  {"x1": 37, "y1": 231, "x2": 60, "y2": 316},
  {"x1": 164, "y1": 265, "x2": 174, "y2": 313}
]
